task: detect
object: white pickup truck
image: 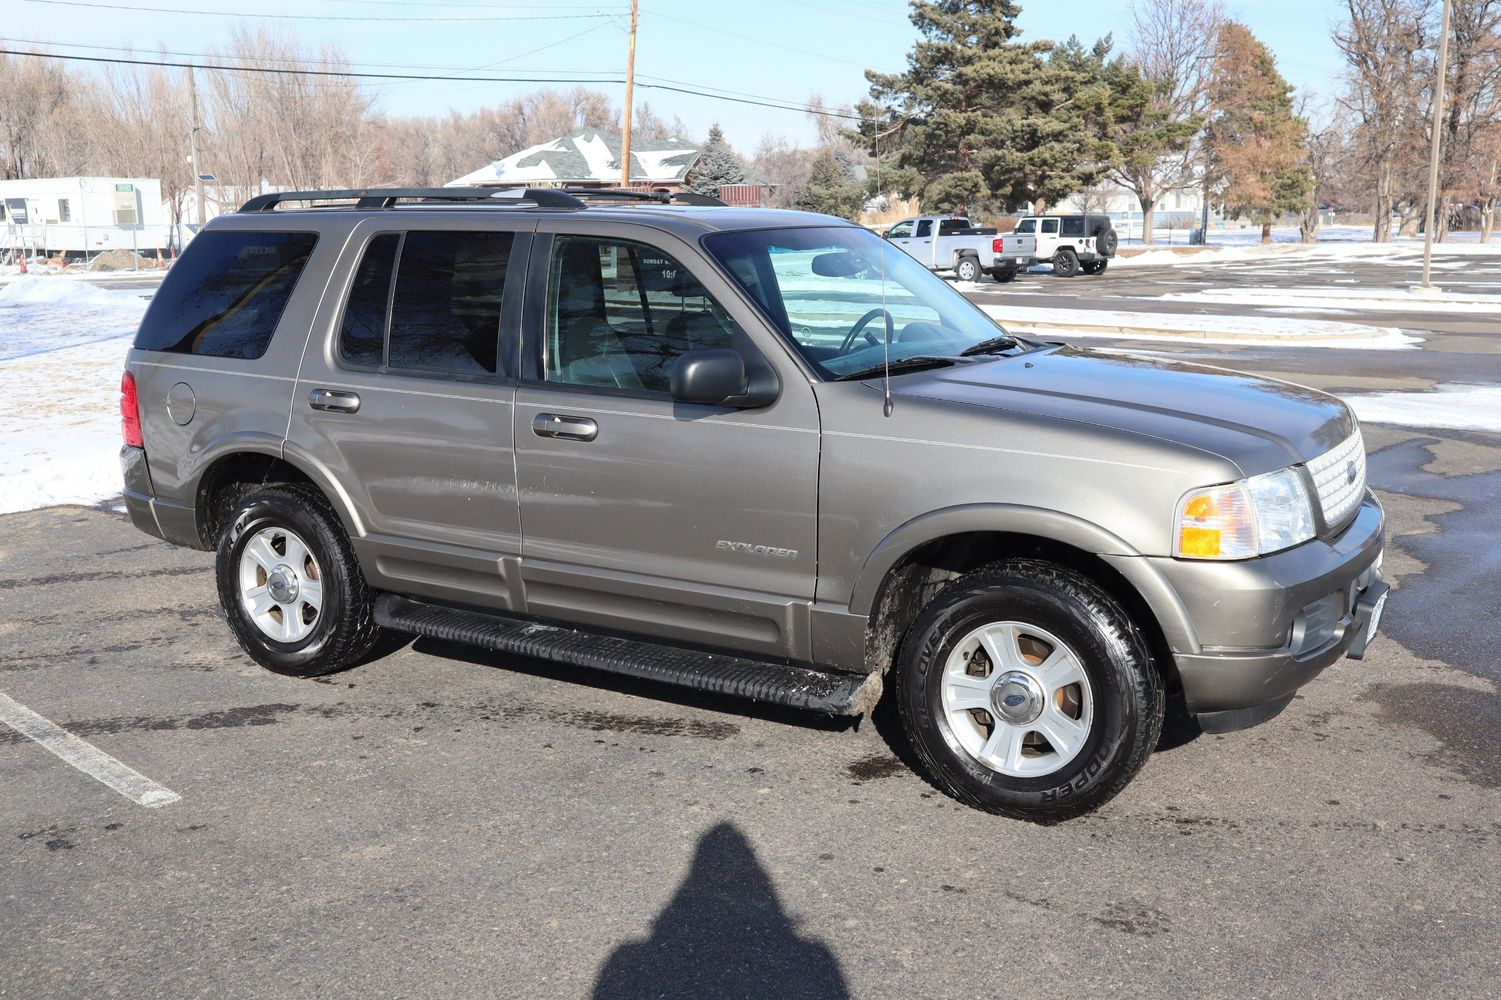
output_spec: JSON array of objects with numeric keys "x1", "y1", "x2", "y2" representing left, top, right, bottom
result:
[
  {"x1": 1012, "y1": 213, "x2": 1119, "y2": 276},
  {"x1": 883, "y1": 215, "x2": 1038, "y2": 283}
]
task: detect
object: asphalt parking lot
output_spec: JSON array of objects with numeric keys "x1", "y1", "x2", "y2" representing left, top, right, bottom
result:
[{"x1": 4, "y1": 252, "x2": 1500, "y2": 998}]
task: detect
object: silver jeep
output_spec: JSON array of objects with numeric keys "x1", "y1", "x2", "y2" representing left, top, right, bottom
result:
[{"x1": 119, "y1": 187, "x2": 1387, "y2": 820}]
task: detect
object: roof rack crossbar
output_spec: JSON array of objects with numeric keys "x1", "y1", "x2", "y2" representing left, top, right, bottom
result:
[{"x1": 237, "y1": 187, "x2": 587, "y2": 213}]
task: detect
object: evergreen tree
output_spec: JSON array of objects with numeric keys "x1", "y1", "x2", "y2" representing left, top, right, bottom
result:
[
  {"x1": 686, "y1": 123, "x2": 746, "y2": 196},
  {"x1": 1207, "y1": 22, "x2": 1313, "y2": 244},
  {"x1": 861, "y1": 1, "x2": 1119, "y2": 213},
  {"x1": 794, "y1": 147, "x2": 867, "y2": 219}
]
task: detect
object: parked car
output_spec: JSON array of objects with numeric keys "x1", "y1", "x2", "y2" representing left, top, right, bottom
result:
[
  {"x1": 883, "y1": 215, "x2": 1037, "y2": 283},
  {"x1": 120, "y1": 188, "x2": 1387, "y2": 821},
  {"x1": 1013, "y1": 213, "x2": 1119, "y2": 276}
]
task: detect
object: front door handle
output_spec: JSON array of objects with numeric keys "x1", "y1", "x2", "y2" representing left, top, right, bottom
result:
[
  {"x1": 309, "y1": 388, "x2": 361, "y2": 413},
  {"x1": 533, "y1": 413, "x2": 599, "y2": 442}
]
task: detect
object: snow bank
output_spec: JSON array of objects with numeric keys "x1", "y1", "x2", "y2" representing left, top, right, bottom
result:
[
  {"x1": 1344, "y1": 384, "x2": 1501, "y2": 433},
  {"x1": 980, "y1": 304, "x2": 1422, "y2": 350},
  {"x1": 0, "y1": 276, "x2": 150, "y2": 361},
  {"x1": 0, "y1": 277, "x2": 151, "y2": 512}
]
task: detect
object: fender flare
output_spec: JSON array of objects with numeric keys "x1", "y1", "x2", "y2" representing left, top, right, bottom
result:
[
  {"x1": 847, "y1": 503, "x2": 1200, "y2": 654},
  {"x1": 187, "y1": 435, "x2": 366, "y2": 541}
]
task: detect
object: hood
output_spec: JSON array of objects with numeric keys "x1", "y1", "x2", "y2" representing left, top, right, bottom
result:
[{"x1": 895, "y1": 346, "x2": 1354, "y2": 475}]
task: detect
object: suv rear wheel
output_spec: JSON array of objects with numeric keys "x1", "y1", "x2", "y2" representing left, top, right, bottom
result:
[
  {"x1": 216, "y1": 485, "x2": 383, "y2": 677},
  {"x1": 894, "y1": 560, "x2": 1164, "y2": 821},
  {"x1": 1052, "y1": 249, "x2": 1080, "y2": 277}
]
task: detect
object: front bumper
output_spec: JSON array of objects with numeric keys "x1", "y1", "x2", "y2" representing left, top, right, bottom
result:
[{"x1": 1156, "y1": 495, "x2": 1387, "y2": 732}]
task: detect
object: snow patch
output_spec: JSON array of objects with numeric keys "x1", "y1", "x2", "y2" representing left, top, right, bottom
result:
[
  {"x1": 0, "y1": 276, "x2": 149, "y2": 361},
  {"x1": 981, "y1": 304, "x2": 1422, "y2": 350},
  {"x1": 1344, "y1": 384, "x2": 1501, "y2": 433},
  {"x1": 1159, "y1": 286, "x2": 1501, "y2": 313}
]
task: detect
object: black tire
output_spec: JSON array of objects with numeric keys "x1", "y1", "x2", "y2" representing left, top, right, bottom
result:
[
  {"x1": 894, "y1": 559, "x2": 1164, "y2": 821},
  {"x1": 955, "y1": 255, "x2": 981, "y2": 282},
  {"x1": 216, "y1": 484, "x2": 383, "y2": 677},
  {"x1": 1052, "y1": 249, "x2": 1080, "y2": 277},
  {"x1": 1096, "y1": 226, "x2": 1119, "y2": 257},
  {"x1": 990, "y1": 268, "x2": 1017, "y2": 283}
]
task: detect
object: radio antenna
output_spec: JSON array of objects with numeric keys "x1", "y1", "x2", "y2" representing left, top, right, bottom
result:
[{"x1": 876, "y1": 120, "x2": 893, "y2": 417}]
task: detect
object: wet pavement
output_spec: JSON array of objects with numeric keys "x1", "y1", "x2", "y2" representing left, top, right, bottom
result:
[{"x1": 2, "y1": 254, "x2": 1500, "y2": 998}]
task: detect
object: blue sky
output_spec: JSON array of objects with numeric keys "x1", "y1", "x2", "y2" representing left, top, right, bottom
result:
[{"x1": 8, "y1": 0, "x2": 1347, "y2": 153}]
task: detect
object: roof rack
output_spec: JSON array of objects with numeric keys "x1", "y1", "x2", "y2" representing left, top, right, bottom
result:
[
  {"x1": 235, "y1": 186, "x2": 728, "y2": 213},
  {"x1": 559, "y1": 187, "x2": 727, "y2": 207},
  {"x1": 237, "y1": 187, "x2": 587, "y2": 213}
]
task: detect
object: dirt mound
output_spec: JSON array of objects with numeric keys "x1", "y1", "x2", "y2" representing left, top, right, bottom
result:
[{"x1": 87, "y1": 249, "x2": 144, "y2": 271}]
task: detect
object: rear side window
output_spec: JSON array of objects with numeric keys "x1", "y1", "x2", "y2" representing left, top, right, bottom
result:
[
  {"x1": 337, "y1": 230, "x2": 511, "y2": 376},
  {"x1": 134, "y1": 231, "x2": 317, "y2": 358},
  {"x1": 1061, "y1": 217, "x2": 1085, "y2": 237},
  {"x1": 914, "y1": 220, "x2": 932, "y2": 238}
]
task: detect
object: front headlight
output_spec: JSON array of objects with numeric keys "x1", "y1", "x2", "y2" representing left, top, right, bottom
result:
[{"x1": 1175, "y1": 467, "x2": 1315, "y2": 560}]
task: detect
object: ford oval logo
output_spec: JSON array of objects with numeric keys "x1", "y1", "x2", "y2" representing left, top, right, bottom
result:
[
  {"x1": 1346, "y1": 461, "x2": 1358, "y2": 484},
  {"x1": 1003, "y1": 693, "x2": 1027, "y2": 708}
]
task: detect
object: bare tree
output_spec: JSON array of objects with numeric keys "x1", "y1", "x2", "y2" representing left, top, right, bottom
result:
[
  {"x1": 1334, "y1": 0, "x2": 1434, "y2": 240},
  {"x1": 0, "y1": 51, "x2": 80, "y2": 179},
  {"x1": 1120, "y1": 0, "x2": 1225, "y2": 243}
]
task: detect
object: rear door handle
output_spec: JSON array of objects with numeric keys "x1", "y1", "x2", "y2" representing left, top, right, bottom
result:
[
  {"x1": 533, "y1": 413, "x2": 599, "y2": 442},
  {"x1": 308, "y1": 388, "x2": 361, "y2": 413}
]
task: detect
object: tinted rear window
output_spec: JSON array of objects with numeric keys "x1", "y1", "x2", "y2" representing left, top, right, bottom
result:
[
  {"x1": 1061, "y1": 217, "x2": 1085, "y2": 236},
  {"x1": 134, "y1": 231, "x2": 317, "y2": 358}
]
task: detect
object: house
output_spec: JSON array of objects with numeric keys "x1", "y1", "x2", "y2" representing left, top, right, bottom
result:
[
  {"x1": 1, "y1": 177, "x2": 172, "y2": 260},
  {"x1": 447, "y1": 127, "x2": 773, "y2": 206},
  {"x1": 448, "y1": 127, "x2": 701, "y2": 192}
]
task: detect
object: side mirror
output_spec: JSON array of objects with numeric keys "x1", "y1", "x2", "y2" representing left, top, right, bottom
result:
[{"x1": 671, "y1": 348, "x2": 748, "y2": 405}]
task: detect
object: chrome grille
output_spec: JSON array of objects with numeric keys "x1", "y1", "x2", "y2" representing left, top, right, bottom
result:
[{"x1": 1306, "y1": 430, "x2": 1367, "y2": 529}]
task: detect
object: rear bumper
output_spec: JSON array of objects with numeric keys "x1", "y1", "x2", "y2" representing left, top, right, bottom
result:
[
  {"x1": 121, "y1": 446, "x2": 200, "y2": 548},
  {"x1": 1156, "y1": 495, "x2": 1387, "y2": 732}
]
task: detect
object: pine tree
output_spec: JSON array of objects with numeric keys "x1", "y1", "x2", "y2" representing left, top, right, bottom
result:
[
  {"x1": 794, "y1": 147, "x2": 867, "y2": 219},
  {"x1": 686, "y1": 123, "x2": 747, "y2": 197},
  {"x1": 1207, "y1": 22, "x2": 1313, "y2": 244},
  {"x1": 861, "y1": 1, "x2": 1118, "y2": 213}
]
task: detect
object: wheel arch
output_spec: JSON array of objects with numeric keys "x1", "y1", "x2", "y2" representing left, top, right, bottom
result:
[
  {"x1": 851, "y1": 505, "x2": 1198, "y2": 684},
  {"x1": 194, "y1": 442, "x2": 363, "y2": 549}
]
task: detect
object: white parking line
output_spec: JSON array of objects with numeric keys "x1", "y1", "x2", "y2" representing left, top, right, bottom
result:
[{"x1": 0, "y1": 693, "x2": 181, "y2": 808}]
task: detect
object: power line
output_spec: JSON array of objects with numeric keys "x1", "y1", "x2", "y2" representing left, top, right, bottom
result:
[
  {"x1": 0, "y1": 46, "x2": 867, "y2": 120},
  {"x1": 19, "y1": 0, "x2": 614, "y2": 23}
]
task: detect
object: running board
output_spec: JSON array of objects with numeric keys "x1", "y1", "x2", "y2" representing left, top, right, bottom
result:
[{"x1": 373, "y1": 594, "x2": 882, "y2": 717}]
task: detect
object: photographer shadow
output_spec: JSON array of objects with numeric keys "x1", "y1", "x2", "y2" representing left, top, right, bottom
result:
[{"x1": 592, "y1": 822, "x2": 849, "y2": 1000}]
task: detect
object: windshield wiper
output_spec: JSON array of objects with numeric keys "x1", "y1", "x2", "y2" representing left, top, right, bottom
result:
[
  {"x1": 958, "y1": 334, "x2": 1020, "y2": 356},
  {"x1": 834, "y1": 356, "x2": 959, "y2": 381}
]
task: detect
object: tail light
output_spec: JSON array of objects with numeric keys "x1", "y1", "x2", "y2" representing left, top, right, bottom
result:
[
  {"x1": 120, "y1": 370, "x2": 143, "y2": 448},
  {"x1": 993, "y1": 238, "x2": 1004, "y2": 253}
]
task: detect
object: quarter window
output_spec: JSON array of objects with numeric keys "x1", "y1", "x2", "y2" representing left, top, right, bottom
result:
[
  {"x1": 1060, "y1": 217, "x2": 1085, "y2": 237},
  {"x1": 544, "y1": 236, "x2": 735, "y2": 394},
  {"x1": 133, "y1": 230, "x2": 318, "y2": 359}
]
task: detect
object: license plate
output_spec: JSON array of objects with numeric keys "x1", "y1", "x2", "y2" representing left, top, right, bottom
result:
[{"x1": 1365, "y1": 591, "x2": 1388, "y2": 645}]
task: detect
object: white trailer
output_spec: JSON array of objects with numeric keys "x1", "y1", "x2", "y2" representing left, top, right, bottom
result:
[{"x1": 0, "y1": 177, "x2": 174, "y2": 261}]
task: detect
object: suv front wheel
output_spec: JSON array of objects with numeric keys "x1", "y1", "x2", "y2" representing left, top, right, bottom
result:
[
  {"x1": 895, "y1": 560, "x2": 1163, "y2": 821},
  {"x1": 216, "y1": 485, "x2": 383, "y2": 677}
]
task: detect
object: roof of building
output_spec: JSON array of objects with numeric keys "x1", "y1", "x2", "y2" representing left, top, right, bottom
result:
[{"x1": 447, "y1": 127, "x2": 701, "y2": 188}]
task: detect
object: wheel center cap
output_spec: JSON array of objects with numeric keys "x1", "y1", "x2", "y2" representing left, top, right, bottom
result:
[
  {"x1": 266, "y1": 564, "x2": 299, "y2": 605},
  {"x1": 990, "y1": 671, "x2": 1044, "y2": 726}
]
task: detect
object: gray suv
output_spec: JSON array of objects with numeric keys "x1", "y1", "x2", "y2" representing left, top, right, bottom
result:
[{"x1": 119, "y1": 187, "x2": 1388, "y2": 821}]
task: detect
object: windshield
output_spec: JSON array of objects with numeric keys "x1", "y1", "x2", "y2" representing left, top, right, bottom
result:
[{"x1": 702, "y1": 226, "x2": 1017, "y2": 379}]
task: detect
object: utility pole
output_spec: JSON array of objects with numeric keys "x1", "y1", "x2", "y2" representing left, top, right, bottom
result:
[
  {"x1": 188, "y1": 66, "x2": 205, "y2": 230},
  {"x1": 620, "y1": 0, "x2": 639, "y2": 188},
  {"x1": 1421, "y1": 0, "x2": 1453, "y2": 289}
]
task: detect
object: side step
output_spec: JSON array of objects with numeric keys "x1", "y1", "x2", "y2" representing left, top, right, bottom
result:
[{"x1": 373, "y1": 594, "x2": 882, "y2": 717}]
